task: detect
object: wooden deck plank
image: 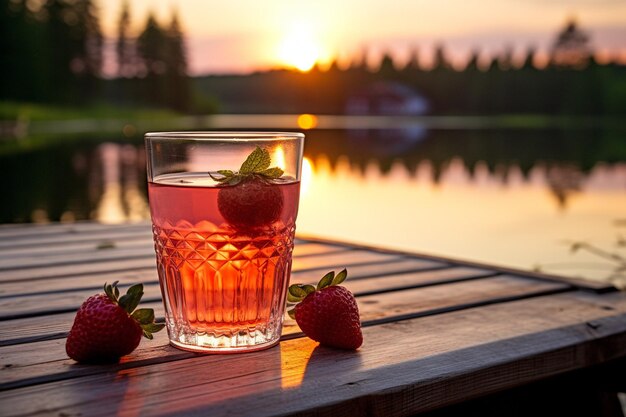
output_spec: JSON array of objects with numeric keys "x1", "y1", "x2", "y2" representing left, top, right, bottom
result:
[
  {"x1": 0, "y1": 239, "x2": 344, "y2": 261},
  {"x1": 301, "y1": 236, "x2": 617, "y2": 293},
  {"x1": 0, "y1": 222, "x2": 150, "y2": 239},
  {"x1": 0, "y1": 243, "x2": 352, "y2": 297},
  {"x1": 0, "y1": 249, "x2": 403, "y2": 283},
  {"x1": 0, "y1": 236, "x2": 154, "y2": 260},
  {"x1": 1, "y1": 222, "x2": 623, "y2": 417},
  {"x1": 0, "y1": 242, "x2": 350, "y2": 272},
  {"x1": 0, "y1": 268, "x2": 490, "y2": 346},
  {"x1": 0, "y1": 224, "x2": 308, "y2": 250},
  {"x1": 0, "y1": 275, "x2": 568, "y2": 390},
  {"x1": 1, "y1": 291, "x2": 625, "y2": 416},
  {"x1": 0, "y1": 257, "x2": 444, "y2": 300}
]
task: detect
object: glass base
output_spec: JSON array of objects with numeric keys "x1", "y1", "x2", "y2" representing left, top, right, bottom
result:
[
  {"x1": 165, "y1": 321, "x2": 283, "y2": 354},
  {"x1": 169, "y1": 337, "x2": 280, "y2": 354}
]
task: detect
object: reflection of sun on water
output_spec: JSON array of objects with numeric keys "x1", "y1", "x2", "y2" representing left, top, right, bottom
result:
[
  {"x1": 298, "y1": 156, "x2": 626, "y2": 282},
  {"x1": 297, "y1": 114, "x2": 318, "y2": 130}
]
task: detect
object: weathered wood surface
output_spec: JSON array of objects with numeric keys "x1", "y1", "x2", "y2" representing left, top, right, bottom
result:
[{"x1": 0, "y1": 222, "x2": 625, "y2": 417}]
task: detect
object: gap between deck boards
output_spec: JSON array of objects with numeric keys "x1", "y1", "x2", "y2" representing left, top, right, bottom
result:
[
  {"x1": 3, "y1": 267, "x2": 511, "y2": 346},
  {"x1": 0, "y1": 275, "x2": 572, "y2": 391}
]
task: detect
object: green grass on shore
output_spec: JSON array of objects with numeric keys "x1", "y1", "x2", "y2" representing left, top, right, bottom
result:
[{"x1": 0, "y1": 101, "x2": 179, "y2": 122}]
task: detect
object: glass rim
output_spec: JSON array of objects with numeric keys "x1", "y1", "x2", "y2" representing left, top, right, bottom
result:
[{"x1": 145, "y1": 131, "x2": 304, "y2": 142}]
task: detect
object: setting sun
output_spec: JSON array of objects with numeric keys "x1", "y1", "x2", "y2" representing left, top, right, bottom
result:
[{"x1": 277, "y1": 27, "x2": 322, "y2": 72}]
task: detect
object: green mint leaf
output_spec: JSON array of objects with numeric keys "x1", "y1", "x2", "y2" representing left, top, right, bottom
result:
[
  {"x1": 317, "y1": 271, "x2": 335, "y2": 290},
  {"x1": 260, "y1": 167, "x2": 284, "y2": 179},
  {"x1": 131, "y1": 308, "x2": 155, "y2": 325},
  {"x1": 331, "y1": 269, "x2": 348, "y2": 286},
  {"x1": 143, "y1": 330, "x2": 154, "y2": 340},
  {"x1": 239, "y1": 146, "x2": 271, "y2": 174},
  {"x1": 209, "y1": 172, "x2": 230, "y2": 182},
  {"x1": 225, "y1": 175, "x2": 243, "y2": 186}
]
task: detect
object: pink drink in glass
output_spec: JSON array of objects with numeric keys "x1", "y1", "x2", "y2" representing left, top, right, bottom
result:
[{"x1": 148, "y1": 173, "x2": 300, "y2": 352}]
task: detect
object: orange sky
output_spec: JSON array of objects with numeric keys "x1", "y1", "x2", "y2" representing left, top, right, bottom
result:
[{"x1": 99, "y1": 0, "x2": 626, "y2": 74}]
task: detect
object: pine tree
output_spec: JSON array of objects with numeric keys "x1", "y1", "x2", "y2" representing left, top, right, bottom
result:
[
  {"x1": 431, "y1": 44, "x2": 450, "y2": 71},
  {"x1": 378, "y1": 52, "x2": 395, "y2": 77},
  {"x1": 521, "y1": 47, "x2": 537, "y2": 70},
  {"x1": 465, "y1": 49, "x2": 480, "y2": 71},
  {"x1": 73, "y1": 0, "x2": 103, "y2": 99},
  {"x1": 165, "y1": 10, "x2": 191, "y2": 111},
  {"x1": 403, "y1": 47, "x2": 421, "y2": 72},
  {"x1": 44, "y1": 0, "x2": 77, "y2": 101},
  {"x1": 116, "y1": 1, "x2": 134, "y2": 77},
  {"x1": 1, "y1": 0, "x2": 47, "y2": 100},
  {"x1": 137, "y1": 13, "x2": 168, "y2": 105},
  {"x1": 43, "y1": 0, "x2": 102, "y2": 102},
  {"x1": 550, "y1": 19, "x2": 591, "y2": 68}
]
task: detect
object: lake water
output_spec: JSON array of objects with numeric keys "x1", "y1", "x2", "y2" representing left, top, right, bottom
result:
[{"x1": 1, "y1": 117, "x2": 625, "y2": 286}]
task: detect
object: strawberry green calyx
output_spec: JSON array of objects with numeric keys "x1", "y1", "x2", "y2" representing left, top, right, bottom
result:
[
  {"x1": 209, "y1": 146, "x2": 284, "y2": 186},
  {"x1": 103, "y1": 282, "x2": 165, "y2": 339},
  {"x1": 287, "y1": 269, "x2": 348, "y2": 319}
]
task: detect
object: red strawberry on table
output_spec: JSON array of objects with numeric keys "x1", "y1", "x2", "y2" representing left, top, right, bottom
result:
[
  {"x1": 66, "y1": 282, "x2": 164, "y2": 363},
  {"x1": 210, "y1": 146, "x2": 285, "y2": 231},
  {"x1": 287, "y1": 269, "x2": 363, "y2": 350}
]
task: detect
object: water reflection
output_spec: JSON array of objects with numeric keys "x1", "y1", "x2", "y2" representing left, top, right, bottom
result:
[
  {"x1": 297, "y1": 154, "x2": 625, "y2": 282},
  {"x1": 94, "y1": 143, "x2": 150, "y2": 223},
  {"x1": 1, "y1": 127, "x2": 624, "y2": 282}
]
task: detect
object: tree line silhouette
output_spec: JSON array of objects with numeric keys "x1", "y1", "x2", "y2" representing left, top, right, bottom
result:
[
  {"x1": 1, "y1": 0, "x2": 191, "y2": 111},
  {"x1": 196, "y1": 20, "x2": 626, "y2": 116},
  {"x1": 2, "y1": 1, "x2": 625, "y2": 116}
]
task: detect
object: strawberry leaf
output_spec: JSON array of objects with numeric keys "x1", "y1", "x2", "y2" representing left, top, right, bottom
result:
[
  {"x1": 289, "y1": 284, "x2": 307, "y2": 299},
  {"x1": 317, "y1": 271, "x2": 335, "y2": 290},
  {"x1": 331, "y1": 269, "x2": 348, "y2": 286},
  {"x1": 104, "y1": 281, "x2": 119, "y2": 302},
  {"x1": 131, "y1": 308, "x2": 155, "y2": 325},
  {"x1": 287, "y1": 308, "x2": 296, "y2": 320},
  {"x1": 217, "y1": 169, "x2": 235, "y2": 177},
  {"x1": 141, "y1": 322, "x2": 165, "y2": 339},
  {"x1": 287, "y1": 291, "x2": 304, "y2": 303},
  {"x1": 302, "y1": 284, "x2": 316, "y2": 295},
  {"x1": 118, "y1": 284, "x2": 143, "y2": 314},
  {"x1": 240, "y1": 146, "x2": 271, "y2": 174}
]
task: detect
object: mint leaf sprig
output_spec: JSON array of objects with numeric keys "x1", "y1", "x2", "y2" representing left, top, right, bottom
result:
[{"x1": 209, "y1": 146, "x2": 284, "y2": 186}]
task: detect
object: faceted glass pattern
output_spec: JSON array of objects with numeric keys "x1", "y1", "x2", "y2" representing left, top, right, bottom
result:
[{"x1": 153, "y1": 221, "x2": 295, "y2": 352}]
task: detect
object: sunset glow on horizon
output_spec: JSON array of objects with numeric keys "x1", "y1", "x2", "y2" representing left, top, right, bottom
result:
[
  {"x1": 98, "y1": 0, "x2": 626, "y2": 75},
  {"x1": 276, "y1": 21, "x2": 329, "y2": 71}
]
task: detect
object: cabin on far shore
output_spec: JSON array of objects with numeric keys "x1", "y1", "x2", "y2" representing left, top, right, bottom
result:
[{"x1": 345, "y1": 82, "x2": 430, "y2": 115}]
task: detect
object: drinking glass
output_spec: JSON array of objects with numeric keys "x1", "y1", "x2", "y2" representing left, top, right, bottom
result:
[{"x1": 145, "y1": 132, "x2": 304, "y2": 353}]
